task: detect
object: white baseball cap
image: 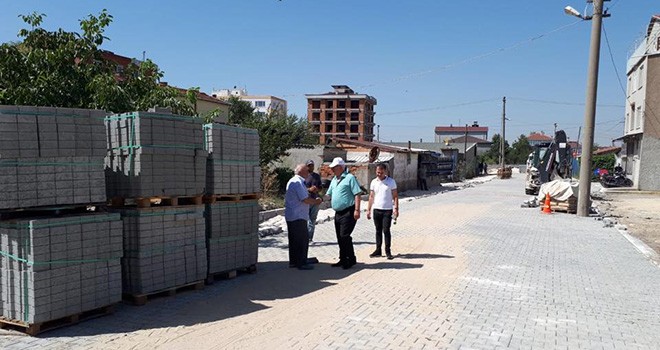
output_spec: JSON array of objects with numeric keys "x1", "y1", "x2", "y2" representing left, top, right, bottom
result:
[{"x1": 329, "y1": 157, "x2": 345, "y2": 168}]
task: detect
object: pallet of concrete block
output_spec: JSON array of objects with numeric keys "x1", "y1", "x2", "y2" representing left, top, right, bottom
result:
[
  {"x1": 205, "y1": 200, "x2": 259, "y2": 283},
  {"x1": 105, "y1": 110, "x2": 206, "y2": 203},
  {"x1": 0, "y1": 157, "x2": 106, "y2": 210},
  {"x1": 0, "y1": 105, "x2": 108, "y2": 209},
  {"x1": 112, "y1": 206, "x2": 207, "y2": 305},
  {"x1": 204, "y1": 123, "x2": 260, "y2": 196},
  {"x1": 0, "y1": 213, "x2": 122, "y2": 335},
  {"x1": 0, "y1": 105, "x2": 106, "y2": 159}
]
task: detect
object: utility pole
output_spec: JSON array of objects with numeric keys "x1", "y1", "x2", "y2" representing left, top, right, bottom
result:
[
  {"x1": 554, "y1": 123, "x2": 557, "y2": 135},
  {"x1": 500, "y1": 96, "x2": 506, "y2": 170},
  {"x1": 577, "y1": 0, "x2": 607, "y2": 217},
  {"x1": 377, "y1": 125, "x2": 380, "y2": 142},
  {"x1": 464, "y1": 124, "x2": 468, "y2": 155}
]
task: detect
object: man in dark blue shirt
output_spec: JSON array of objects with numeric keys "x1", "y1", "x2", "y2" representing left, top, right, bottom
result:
[{"x1": 304, "y1": 159, "x2": 323, "y2": 242}]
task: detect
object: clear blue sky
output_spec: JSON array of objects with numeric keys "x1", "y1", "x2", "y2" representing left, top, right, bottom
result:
[{"x1": 1, "y1": 1, "x2": 656, "y2": 145}]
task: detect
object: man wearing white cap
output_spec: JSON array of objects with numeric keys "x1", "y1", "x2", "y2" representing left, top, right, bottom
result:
[{"x1": 325, "y1": 157, "x2": 363, "y2": 269}]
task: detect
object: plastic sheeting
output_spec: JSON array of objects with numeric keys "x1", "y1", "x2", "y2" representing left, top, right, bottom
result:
[{"x1": 537, "y1": 179, "x2": 579, "y2": 202}]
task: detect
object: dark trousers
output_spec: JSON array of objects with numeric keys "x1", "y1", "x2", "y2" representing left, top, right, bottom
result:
[
  {"x1": 286, "y1": 219, "x2": 309, "y2": 267},
  {"x1": 373, "y1": 209, "x2": 393, "y2": 254},
  {"x1": 334, "y1": 205, "x2": 357, "y2": 264}
]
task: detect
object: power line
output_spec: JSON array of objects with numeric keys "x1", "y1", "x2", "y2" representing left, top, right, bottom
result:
[
  {"x1": 508, "y1": 97, "x2": 623, "y2": 108},
  {"x1": 378, "y1": 98, "x2": 500, "y2": 116},
  {"x1": 357, "y1": 20, "x2": 583, "y2": 89}
]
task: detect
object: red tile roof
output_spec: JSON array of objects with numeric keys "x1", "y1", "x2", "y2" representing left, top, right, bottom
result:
[
  {"x1": 527, "y1": 133, "x2": 553, "y2": 141},
  {"x1": 593, "y1": 146, "x2": 621, "y2": 156},
  {"x1": 448, "y1": 135, "x2": 491, "y2": 144}
]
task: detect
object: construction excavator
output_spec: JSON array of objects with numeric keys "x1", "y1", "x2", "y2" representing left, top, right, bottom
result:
[{"x1": 524, "y1": 130, "x2": 573, "y2": 195}]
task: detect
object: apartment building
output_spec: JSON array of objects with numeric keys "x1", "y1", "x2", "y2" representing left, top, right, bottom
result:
[
  {"x1": 618, "y1": 15, "x2": 660, "y2": 190},
  {"x1": 305, "y1": 85, "x2": 377, "y2": 144},
  {"x1": 212, "y1": 87, "x2": 287, "y2": 115}
]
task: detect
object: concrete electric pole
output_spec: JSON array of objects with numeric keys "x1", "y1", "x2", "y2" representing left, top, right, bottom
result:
[
  {"x1": 500, "y1": 96, "x2": 506, "y2": 171},
  {"x1": 569, "y1": 0, "x2": 609, "y2": 217}
]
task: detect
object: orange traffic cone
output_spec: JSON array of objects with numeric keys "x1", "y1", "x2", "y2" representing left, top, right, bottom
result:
[{"x1": 541, "y1": 193, "x2": 552, "y2": 214}]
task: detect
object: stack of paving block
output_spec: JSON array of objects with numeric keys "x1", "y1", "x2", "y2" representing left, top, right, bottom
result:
[
  {"x1": 0, "y1": 213, "x2": 122, "y2": 324},
  {"x1": 205, "y1": 200, "x2": 259, "y2": 274},
  {"x1": 113, "y1": 206, "x2": 207, "y2": 295},
  {"x1": 105, "y1": 111, "x2": 206, "y2": 199},
  {"x1": 0, "y1": 106, "x2": 107, "y2": 209},
  {"x1": 204, "y1": 123, "x2": 260, "y2": 195}
]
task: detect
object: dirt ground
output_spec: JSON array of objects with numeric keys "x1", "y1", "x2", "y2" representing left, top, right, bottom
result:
[{"x1": 596, "y1": 191, "x2": 660, "y2": 264}]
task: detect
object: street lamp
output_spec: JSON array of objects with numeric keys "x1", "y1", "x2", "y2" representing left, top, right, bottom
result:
[{"x1": 565, "y1": 0, "x2": 610, "y2": 217}]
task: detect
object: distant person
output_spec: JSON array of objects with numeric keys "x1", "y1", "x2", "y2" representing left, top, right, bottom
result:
[
  {"x1": 417, "y1": 169, "x2": 428, "y2": 191},
  {"x1": 367, "y1": 163, "x2": 399, "y2": 260},
  {"x1": 325, "y1": 157, "x2": 363, "y2": 269},
  {"x1": 483, "y1": 162, "x2": 488, "y2": 175},
  {"x1": 284, "y1": 164, "x2": 323, "y2": 270},
  {"x1": 478, "y1": 162, "x2": 483, "y2": 176},
  {"x1": 304, "y1": 159, "x2": 322, "y2": 242}
]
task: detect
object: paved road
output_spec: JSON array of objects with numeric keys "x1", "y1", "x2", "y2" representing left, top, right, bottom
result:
[{"x1": 2, "y1": 174, "x2": 659, "y2": 349}]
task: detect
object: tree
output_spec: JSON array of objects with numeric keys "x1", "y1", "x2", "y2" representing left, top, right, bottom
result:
[
  {"x1": 482, "y1": 134, "x2": 510, "y2": 164},
  {"x1": 0, "y1": 10, "x2": 195, "y2": 115},
  {"x1": 509, "y1": 134, "x2": 532, "y2": 164}
]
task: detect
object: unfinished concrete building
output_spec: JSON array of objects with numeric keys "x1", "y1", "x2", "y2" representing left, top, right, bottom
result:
[{"x1": 306, "y1": 85, "x2": 377, "y2": 144}]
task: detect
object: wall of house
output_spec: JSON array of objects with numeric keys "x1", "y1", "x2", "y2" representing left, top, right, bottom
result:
[
  {"x1": 639, "y1": 135, "x2": 660, "y2": 190},
  {"x1": 271, "y1": 146, "x2": 325, "y2": 171},
  {"x1": 197, "y1": 101, "x2": 229, "y2": 123},
  {"x1": 392, "y1": 153, "x2": 418, "y2": 191},
  {"x1": 638, "y1": 54, "x2": 660, "y2": 191}
]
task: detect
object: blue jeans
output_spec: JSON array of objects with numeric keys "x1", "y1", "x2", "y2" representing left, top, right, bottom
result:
[{"x1": 308, "y1": 204, "x2": 320, "y2": 241}]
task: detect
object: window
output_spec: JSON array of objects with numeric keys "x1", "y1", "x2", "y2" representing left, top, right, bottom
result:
[
  {"x1": 312, "y1": 112, "x2": 320, "y2": 121},
  {"x1": 627, "y1": 77, "x2": 632, "y2": 96},
  {"x1": 311, "y1": 100, "x2": 320, "y2": 109},
  {"x1": 350, "y1": 125, "x2": 359, "y2": 133},
  {"x1": 325, "y1": 124, "x2": 333, "y2": 132},
  {"x1": 325, "y1": 100, "x2": 333, "y2": 108},
  {"x1": 338, "y1": 100, "x2": 346, "y2": 108},
  {"x1": 630, "y1": 103, "x2": 635, "y2": 132},
  {"x1": 635, "y1": 106, "x2": 642, "y2": 129},
  {"x1": 350, "y1": 100, "x2": 359, "y2": 109},
  {"x1": 350, "y1": 112, "x2": 359, "y2": 121},
  {"x1": 638, "y1": 65, "x2": 644, "y2": 90}
]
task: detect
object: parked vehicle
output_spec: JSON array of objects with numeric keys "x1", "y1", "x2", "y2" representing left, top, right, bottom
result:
[
  {"x1": 525, "y1": 130, "x2": 573, "y2": 195},
  {"x1": 600, "y1": 166, "x2": 633, "y2": 188}
]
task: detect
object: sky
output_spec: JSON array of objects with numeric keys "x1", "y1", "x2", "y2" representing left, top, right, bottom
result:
[{"x1": 1, "y1": 1, "x2": 657, "y2": 146}]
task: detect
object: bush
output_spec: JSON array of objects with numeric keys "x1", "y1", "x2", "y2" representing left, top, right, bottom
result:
[
  {"x1": 591, "y1": 154, "x2": 616, "y2": 179},
  {"x1": 272, "y1": 167, "x2": 294, "y2": 195}
]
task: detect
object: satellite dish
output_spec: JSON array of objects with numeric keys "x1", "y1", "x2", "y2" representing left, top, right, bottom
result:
[{"x1": 368, "y1": 147, "x2": 380, "y2": 163}]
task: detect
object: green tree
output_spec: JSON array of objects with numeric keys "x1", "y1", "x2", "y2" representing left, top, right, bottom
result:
[
  {"x1": 509, "y1": 134, "x2": 532, "y2": 164},
  {"x1": 0, "y1": 10, "x2": 195, "y2": 115},
  {"x1": 482, "y1": 134, "x2": 510, "y2": 164}
]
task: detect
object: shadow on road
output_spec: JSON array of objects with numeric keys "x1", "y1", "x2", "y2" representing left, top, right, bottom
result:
[
  {"x1": 34, "y1": 258, "x2": 423, "y2": 339},
  {"x1": 395, "y1": 253, "x2": 455, "y2": 259}
]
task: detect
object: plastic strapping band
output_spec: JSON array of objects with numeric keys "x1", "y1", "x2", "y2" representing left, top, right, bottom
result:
[
  {"x1": 207, "y1": 233, "x2": 257, "y2": 244},
  {"x1": 0, "y1": 250, "x2": 120, "y2": 266},
  {"x1": 118, "y1": 209, "x2": 202, "y2": 217}
]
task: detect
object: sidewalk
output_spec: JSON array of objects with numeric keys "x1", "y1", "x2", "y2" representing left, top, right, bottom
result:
[{"x1": 2, "y1": 173, "x2": 659, "y2": 349}]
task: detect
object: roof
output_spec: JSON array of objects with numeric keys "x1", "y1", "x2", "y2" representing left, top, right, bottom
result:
[
  {"x1": 435, "y1": 126, "x2": 488, "y2": 133},
  {"x1": 527, "y1": 133, "x2": 553, "y2": 141},
  {"x1": 100, "y1": 50, "x2": 135, "y2": 67},
  {"x1": 648, "y1": 15, "x2": 660, "y2": 38},
  {"x1": 240, "y1": 95, "x2": 287, "y2": 102},
  {"x1": 448, "y1": 135, "x2": 492, "y2": 144},
  {"x1": 346, "y1": 153, "x2": 395, "y2": 163},
  {"x1": 332, "y1": 137, "x2": 426, "y2": 153},
  {"x1": 166, "y1": 85, "x2": 231, "y2": 105},
  {"x1": 593, "y1": 147, "x2": 621, "y2": 156}
]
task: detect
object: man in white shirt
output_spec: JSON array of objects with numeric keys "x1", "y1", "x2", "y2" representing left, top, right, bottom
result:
[{"x1": 366, "y1": 163, "x2": 399, "y2": 260}]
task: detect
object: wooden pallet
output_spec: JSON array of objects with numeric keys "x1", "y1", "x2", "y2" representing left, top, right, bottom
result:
[
  {"x1": 0, "y1": 304, "x2": 116, "y2": 336},
  {"x1": 123, "y1": 281, "x2": 205, "y2": 306},
  {"x1": 0, "y1": 203, "x2": 106, "y2": 221},
  {"x1": 203, "y1": 193, "x2": 260, "y2": 204},
  {"x1": 205, "y1": 264, "x2": 257, "y2": 285},
  {"x1": 110, "y1": 195, "x2": 203, "y2": 208},
  {"x1": 549, "y1": 199, "x2": 577, "y2": 214}
]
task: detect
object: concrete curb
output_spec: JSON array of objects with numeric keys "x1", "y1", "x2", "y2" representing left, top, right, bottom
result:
[{"x1": 613, "y1": 224, "x2": 660, "y2": 267}]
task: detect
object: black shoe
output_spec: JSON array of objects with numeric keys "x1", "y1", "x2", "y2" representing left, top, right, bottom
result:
[
  {"x1": 386, "y1": 254, "x2": 394, "y2": 260},
  {"x1": 307, "y1": 257, "x2": 319, "y2": 264},
  {"x1": 298, "y1": 264, "x2": 314, "y2": 270},
  {"x1": 369, "y1": 251, "x2": 382, "y2": 258},
  {"x1": 289, "y1": 263, "x2": 296, "y2": 268},
  {"x1": 342, "y1": 262, "x2": 353, "y2": 270},
  {"x1": 331, "y1": 261, "x2": 343, "y2": 267}
]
